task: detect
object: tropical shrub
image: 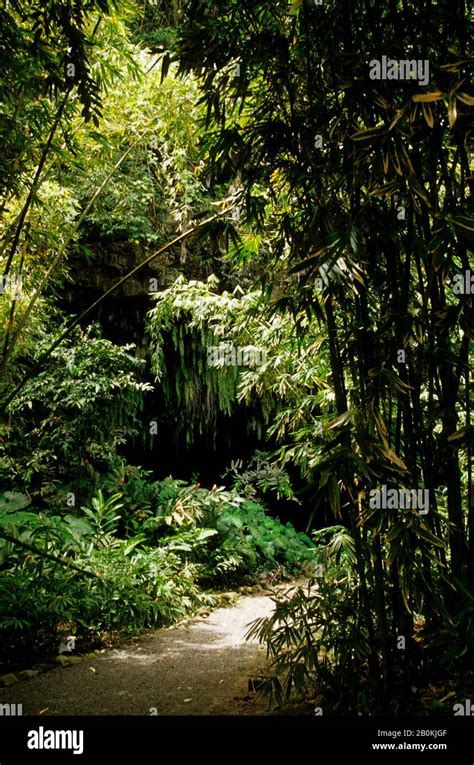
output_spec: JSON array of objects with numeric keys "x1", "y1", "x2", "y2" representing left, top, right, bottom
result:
[
  {"x1": 0, "y1": 498, "x2": 210, "y2": 660},
  {"x1": 0, "y1": 326, "x2": 152, "y2": 505},
  {"x1": 0, "y1": 478, "x2": 313, "y2": 659}
]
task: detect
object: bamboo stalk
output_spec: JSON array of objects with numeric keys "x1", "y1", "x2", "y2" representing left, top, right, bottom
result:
[{"x1": 0, "y1": 528, "x2": 101, "y2": 579}]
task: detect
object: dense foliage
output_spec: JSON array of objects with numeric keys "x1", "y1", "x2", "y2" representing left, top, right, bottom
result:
[
  {"x1": 0, "y1": 0, "x2": 472, "y2": 717},
  {"x1": 0, "y1": 478, "x2": 312, "y2": 660},
  {"x1": 172, "y1": 0, "x2": 473, "y2": 713}
]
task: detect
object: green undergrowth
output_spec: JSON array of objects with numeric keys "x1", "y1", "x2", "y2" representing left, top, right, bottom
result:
[{"x1": 0, "y1": 477, "x2": 314, "y2": 663}]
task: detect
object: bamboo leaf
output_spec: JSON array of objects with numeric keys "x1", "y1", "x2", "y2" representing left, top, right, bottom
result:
[
  {"x1": 412, "y1": 92, "x2": 444, "y2": 102},
  {"x1": 456, "y1": 92, "x2": 474, "y2": 105},
  {"x1": 448, "y1": 99, "x2": 458, "y2": 128},
  {"x1": 417, "y1": 524, "x2": 445, "y2": 548},
  {"x1": 383, "y1": 446, "x2": 408, "y2": 471},
  {"x1": 422, "y1": 102, "x2": 435, "y2": 128},
  {"x1": 388, "y1": 104, "x2": 408, "y2": 130},
  {"x1": 350, "y1": 126, "x2": 385, "y2": 142}
]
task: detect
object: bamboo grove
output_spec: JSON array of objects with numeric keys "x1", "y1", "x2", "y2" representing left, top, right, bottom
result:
[
  {"x1": 0, "y1": 0, "x2": 472, "y2": 715},
  {"x1": 173, "y1": 0, "x2": 474, "y2": 709}
]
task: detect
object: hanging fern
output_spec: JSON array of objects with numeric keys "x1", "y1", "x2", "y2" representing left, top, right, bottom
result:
[{"x1": 146, "y1": 275, "x2": 329, "y2": 446}]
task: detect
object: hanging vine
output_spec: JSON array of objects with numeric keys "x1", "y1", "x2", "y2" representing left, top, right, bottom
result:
[{"x1": 146, "y1": 275, "x2": 328, "y2": 445}]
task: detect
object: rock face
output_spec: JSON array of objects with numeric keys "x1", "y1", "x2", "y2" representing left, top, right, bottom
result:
[
  {"x1": 69, "y1": 241, "x2": 176, "y2": 299},
  {"x1": 60, "y1": 241, "x2": 180, "y2": 347}
]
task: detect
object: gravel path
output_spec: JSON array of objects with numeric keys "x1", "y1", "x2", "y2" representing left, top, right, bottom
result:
[{"x1": 0, "y1": 593, "x2": 280, "y2": 716}]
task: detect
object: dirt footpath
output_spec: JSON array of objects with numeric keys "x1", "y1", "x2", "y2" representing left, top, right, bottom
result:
[{"x1": 0, "y1": 593, "x2": 281, "y2": 716}]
